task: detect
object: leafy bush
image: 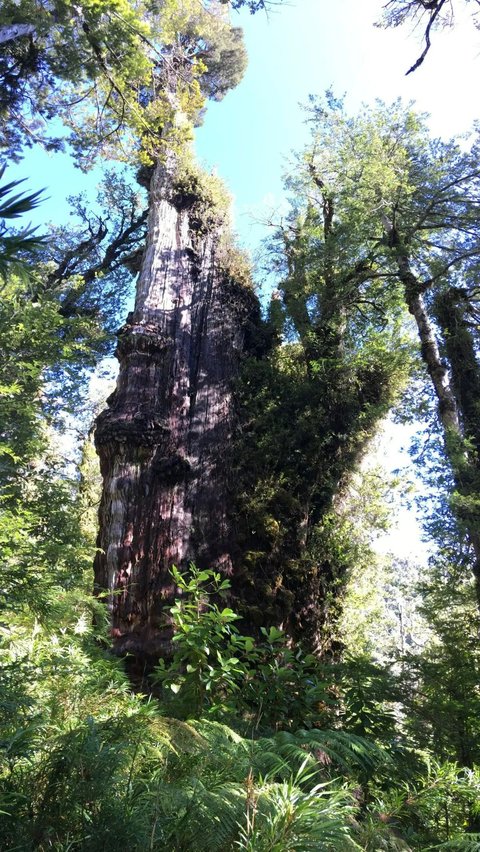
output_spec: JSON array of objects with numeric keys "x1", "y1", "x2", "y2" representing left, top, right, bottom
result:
[{"x1": 152, "y1": 565, "x2": 337, "y2": 731}]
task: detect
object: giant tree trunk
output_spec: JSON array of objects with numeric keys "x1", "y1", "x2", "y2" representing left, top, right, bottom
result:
[{"x1": 94, "y1": 156, "x2": 256, "y2": 659}]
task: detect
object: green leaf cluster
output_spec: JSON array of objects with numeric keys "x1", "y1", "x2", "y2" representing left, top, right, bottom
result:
[
  {"x1": 0, "y1": 0, "x2": 248, "y2": 165},
  {"x1": 152, "y1": 566, "x2": 337, "y2": 732}
]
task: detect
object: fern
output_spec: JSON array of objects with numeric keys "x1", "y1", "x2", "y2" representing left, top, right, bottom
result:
[
  {"x1": 253, "y1": 728, "x2": 388, "y2": 780},
  {"x1": 429, "y1": 838, "x2": 480, "y2": 851},
  {"x1": 236, "y1": 760, "x2": 361, "y2": 851},
  {"x1": 149, "y1": 777, "x2": 246, "y2": 851}
]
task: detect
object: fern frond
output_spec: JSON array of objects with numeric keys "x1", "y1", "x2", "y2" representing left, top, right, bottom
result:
[
  {"x1": 429, "y1": 836, "x2": 480, "y2": 851},
  {"x1": 253, "y1": 728, "x2": 388, "y2": 779},
  {"x1": 237, "y1": 762, "x2": 361, "y2": 851},
  {"x1": 184, "y1": 719, "x2": 253, "y2": 783},
  {"x1": 148, "y1": 776, "x2": 247, "y2": 851}
]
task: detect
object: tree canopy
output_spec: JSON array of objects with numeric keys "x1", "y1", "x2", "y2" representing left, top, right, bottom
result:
[{"x1": 0, "y1": 0, "x2": 248, "y2": 165}]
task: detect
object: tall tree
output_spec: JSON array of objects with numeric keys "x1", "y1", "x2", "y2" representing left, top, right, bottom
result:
[
  {"x1": 300, "y1": 96, "x2": 480, "y2": 603},
  {"x1": 92, "y1": 4, "x2": 255, "y2": 660},
  {"x1": 230, "y1": 100, "x2": 411, "y2": 650},
  {"x1": 0, "y1": 0, "x2": 249, "y2": 165}
]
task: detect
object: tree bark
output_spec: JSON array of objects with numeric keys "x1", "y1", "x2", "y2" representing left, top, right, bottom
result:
[
  {"x1": 433, "y1": 289, "x2": 480, "y2": 604},
  {"x1": 94, "y1": 156, "x2": 256, "y2": 659},
  {"x1": 385, "y1": 223, "x2": 480, "y2": 605},
  {"x1": 382, "y1": 221, "x2": 461, "y2": 431}
]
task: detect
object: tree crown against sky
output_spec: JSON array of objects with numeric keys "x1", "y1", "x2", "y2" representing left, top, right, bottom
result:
[
  {"x1": 273, "y1": 97, "x2": 480, "y2": 336},
  {"x1": 0, "y1": 0, "x2": 250, "y2": 167}
]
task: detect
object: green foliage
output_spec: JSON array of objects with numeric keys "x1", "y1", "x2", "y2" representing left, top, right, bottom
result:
[
  {"x1": 153, "y1": 566, "x2": 337, "y2": 732},
  {"x1": 152, "y1": 564, "x2": 248, "y2": 719},
  {"x1": 230, "y1": 98, "x2": 435, "y2": 650},
  {"x1": 0, "y1": 542, "x2": 374, "y2": 852},
  {"x1": 237, "y1": 627, "x2": 336, "y2": 733},
  {"x1": 0, "y1": 168, "x2": 146, "y2": 499},
  {"x1": 332, "y1": 655, "x2": 400, "y2": 742},
  {"x1": 0, "y1": 271, "x2": 108, "y2": 487},
  {"x1": 400, "y1": 557, "x2": 480, "y2": 768},
  {"x1": 236, "y1": 762, "x2": 360, "y2": 852},
  {"x1": 234, "y1": 283, "x2": 411, "y2": 647},
  {"x1": 362, "y1": 760, "x2": 480, "y2": 850},
  {"x1": 253, "y1": 728, "x2": 388, "y2": 782},
  {"x1": 333, "y1": 463, "x2": 428, "y2": 660},
  {"x1": 171, "y1": 155, "x2": 232, "y2": 230},
  {"x1": 0, "y1": 0, "x2": 153, "y2": 161},
  {"x1": 2, "y1": 514, "x2": 480, "y2": 852},
  {"x1": 0, "y1": 167, "x2": 46, "y2": 279},
  {"x1": 0, "y1": 617, "x2": 200, "y2": 849},
  {"x1": 263, "y1": 94, "x2": 480, "y2": 618},
  {"x1": 42, "y1": 169, "x2": 147, "y2": 339},
  {"x1": 0, "y1": 0, "x2": 248, "y2": 164},
  {"x1": 189, "y1": 19, "x2": 247, "y2": 102}
]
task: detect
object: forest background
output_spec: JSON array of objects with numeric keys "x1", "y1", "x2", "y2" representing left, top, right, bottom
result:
[
  {"x1": 10, "y1": 0, "x2": 479, "y2": 557},
  {"x1": 2, "y1": 0, "x2": 480, "y2": 850}
]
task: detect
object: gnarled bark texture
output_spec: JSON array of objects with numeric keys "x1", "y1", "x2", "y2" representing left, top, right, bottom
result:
[{"x1": 94, "y1": 158, "x2": 257, "y2": 658}]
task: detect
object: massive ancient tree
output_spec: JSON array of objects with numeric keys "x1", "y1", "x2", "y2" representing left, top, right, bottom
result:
[
  {"x1": 90, "y1": 98, "x2": 412, "y2": 660},
  {"x1": 91, "y1": 2, "x2": 254, "y2": 658},
  {"x1": 94, "y1": 156, "x2": 257, "y2": 658},
  {"x1": 92, "y1": 83, "x2": 480, "y2": 662}
]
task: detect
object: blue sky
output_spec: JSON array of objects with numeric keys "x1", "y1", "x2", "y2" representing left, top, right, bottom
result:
[
  {"x1": 196, "y1": 0, "x2": 479, "y2": 250},
  {"x1": 12, "y1": 0, "x2": 480, "y2": 253}
]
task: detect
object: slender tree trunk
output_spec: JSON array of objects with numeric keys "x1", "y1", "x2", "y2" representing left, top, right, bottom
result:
[
  {"x1": 408, "y1": 290, "x2": 460, "y2": 432},
  {"x1": 94, "y1": 156, "x2": 256, "y2": 659},
  {"x1": 433, "y1": 289, "x2": 480, "y2": 602},
  {"x1": 386, "y1": 226, "x2": 480, "y2": 605},
  {"x1": 433, "y1": 289, "x2": 480, "y2": 456}
]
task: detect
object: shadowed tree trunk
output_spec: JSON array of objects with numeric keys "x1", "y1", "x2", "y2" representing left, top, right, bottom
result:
[
  {"x1": 383, "y1": 218, "x2": 480, "y2": 606},
  {"x1": 433, "y1": 288, "x2": 480, "y2": 605},
  {"x1": 94, "y1": 155, "x2": 257, "y2": 659}
]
